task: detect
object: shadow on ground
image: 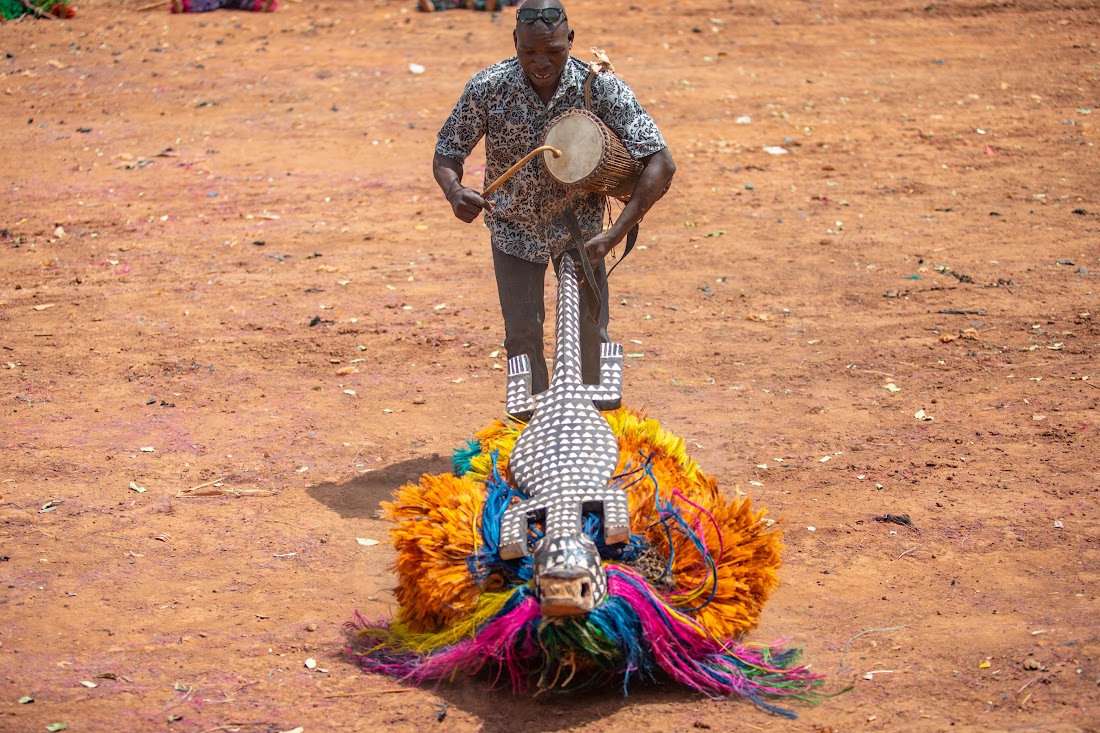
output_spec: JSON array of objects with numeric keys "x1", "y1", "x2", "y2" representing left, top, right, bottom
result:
[
  {"x1": 306, "y1": 454, "x2": 454, "y2": 518},
  {"x1": 432, "y1": 681, "x2": 707, "y2": 733},
  {"x1": 343, "y1": 665, "x2": 718, "y2": 733}
]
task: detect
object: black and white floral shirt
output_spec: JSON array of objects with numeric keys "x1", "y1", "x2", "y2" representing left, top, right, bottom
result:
[{"x1": 436, "y1": 56, "x2": 667, "y2": 263}]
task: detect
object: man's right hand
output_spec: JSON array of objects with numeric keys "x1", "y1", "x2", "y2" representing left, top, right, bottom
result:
[{"x1": 447, "y1": 186, "x2": 494, "y2": 223}]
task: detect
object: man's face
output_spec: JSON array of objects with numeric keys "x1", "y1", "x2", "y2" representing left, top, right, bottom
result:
[{"x1": 514, "y1": 23, "x2": 574, "y2": 98}]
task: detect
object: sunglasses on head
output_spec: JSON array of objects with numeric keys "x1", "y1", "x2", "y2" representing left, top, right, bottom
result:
[{"x1": 517, "y1": 7, "x2": 566, "y2": 25}]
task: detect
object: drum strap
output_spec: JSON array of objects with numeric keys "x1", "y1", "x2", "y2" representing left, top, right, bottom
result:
[
  {"x1": 578, "y1": 61, "x2": 639, "y2": 282},
  {"x1": 570, "y1": 52, "x2": 638, "y2": 301},
  {"x1": 606, "y1": 223, "x2": 638, "y2": 279},
  {"x1": 563, "y1": 205, "x2": 602, "y2": 317},
  {"x1": 563, "y1": 206, "x2": 640, "y2": 316}
]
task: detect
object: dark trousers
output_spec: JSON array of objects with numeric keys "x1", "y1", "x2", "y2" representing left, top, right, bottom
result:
[{"x1": 492, "y1": 246, "x2": 610, "y2": 394}]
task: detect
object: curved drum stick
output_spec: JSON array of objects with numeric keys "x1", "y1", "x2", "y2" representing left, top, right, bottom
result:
[{"x1": 481, "y1": 145, "x2": 562, "y2": 198}]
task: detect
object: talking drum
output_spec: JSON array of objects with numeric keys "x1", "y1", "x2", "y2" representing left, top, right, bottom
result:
[{"x1": 542, "y1": 108, "x2": 643, "y2": 202}]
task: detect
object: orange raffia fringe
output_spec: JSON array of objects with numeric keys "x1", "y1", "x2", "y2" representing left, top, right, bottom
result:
[{"x1": 383, "y1": 473, "x2": 485, "y2": 633}]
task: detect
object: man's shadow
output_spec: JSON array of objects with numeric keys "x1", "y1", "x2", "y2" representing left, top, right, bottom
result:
[{"x1": 306, "y1": 453, "x2": 454, "y2": 518}]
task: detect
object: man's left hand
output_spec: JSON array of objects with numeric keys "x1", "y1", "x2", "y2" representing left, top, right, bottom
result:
[{"x1": 583, "y1": 230, "x2": 619, "y2": 268}]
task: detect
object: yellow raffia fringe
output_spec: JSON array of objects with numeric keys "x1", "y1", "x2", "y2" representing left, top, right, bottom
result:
[
  {"x1": 363, "y1": 591, "x2": 514, "y2": 654},
  {"x1": 384, "y1": 407, "x2": 783, "y2": 639},
  {"x1": 464, "y1": 419, "x2": 522, "y2": 484},
  {"x1": 604, "y1": 407, "x2": 700, "y2": 481}
]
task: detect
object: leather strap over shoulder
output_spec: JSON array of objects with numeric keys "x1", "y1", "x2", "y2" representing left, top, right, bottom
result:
[
  {"x1": 577, "y1": 47, "x2": 638, "y2": 279},
  {"x1": 583, "y1": 47, "x2": 616, "y2": 112}
]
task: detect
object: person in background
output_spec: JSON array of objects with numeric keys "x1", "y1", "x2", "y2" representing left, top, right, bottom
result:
[
  {"x1": 0, "y1": 0, "x2": 75, "y2": 20},
  {"x1": 418, "y1": 0, "x2": 505, "y2": 11},
  {"x1": 171, "y1": 0, "x2": 276, "y2": 13}
]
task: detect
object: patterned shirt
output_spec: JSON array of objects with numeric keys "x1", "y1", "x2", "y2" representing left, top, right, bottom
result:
[{"x1": 436, "y1": 56, "x2": 667, "y2": 263}]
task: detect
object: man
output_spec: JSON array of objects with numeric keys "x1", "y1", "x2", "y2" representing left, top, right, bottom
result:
[{"x1": 433, "y1": 0, "x2": 675, "y2": 400}]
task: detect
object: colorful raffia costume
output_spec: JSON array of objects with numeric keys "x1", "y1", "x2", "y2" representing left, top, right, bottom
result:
[
  {"x1": 347, "y1": 254, "x2": 823, "y2": 717},
  {"x1": 0, "y1": 0, "x2": 74, "y2": 20}
]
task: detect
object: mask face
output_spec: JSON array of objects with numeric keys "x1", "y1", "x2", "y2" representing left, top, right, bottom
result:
[{"x1": 533, "y1": 532, "x2": 605, "y2": 616}]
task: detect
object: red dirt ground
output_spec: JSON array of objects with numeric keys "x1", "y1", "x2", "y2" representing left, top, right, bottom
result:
[{"x1": 1, "y1": 1, "x2": 1098, "y2": 731}]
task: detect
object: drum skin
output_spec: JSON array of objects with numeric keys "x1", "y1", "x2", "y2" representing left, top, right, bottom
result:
[{"x1": 542, "y1": 108, "x2": 643, "y2": 202}]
